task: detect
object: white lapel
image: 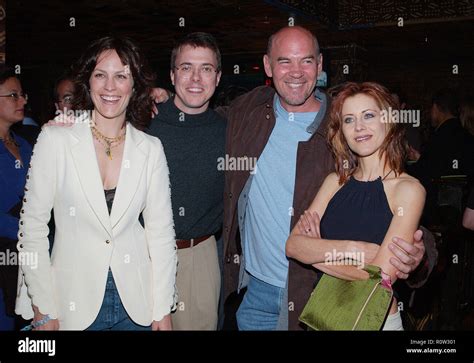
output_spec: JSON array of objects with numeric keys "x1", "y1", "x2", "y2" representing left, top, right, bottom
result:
[
  {"x1": 109, "y1": 123, "x2": 147, "y2": 229},
  {"x1": 69, "y1": 116, "x2": 113, "y2": 237}
]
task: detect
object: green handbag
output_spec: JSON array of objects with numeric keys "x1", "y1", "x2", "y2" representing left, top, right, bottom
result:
[{"x1": 299, "y1": 265, "x2": 393, "y2": 330}]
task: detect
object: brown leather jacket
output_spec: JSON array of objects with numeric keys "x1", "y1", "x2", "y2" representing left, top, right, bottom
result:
[{"x1": 218, "y1": 85, "x2": 436, "y2": 330}]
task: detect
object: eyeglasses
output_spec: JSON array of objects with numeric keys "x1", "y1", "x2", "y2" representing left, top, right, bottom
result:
[
  {"x1": 174, "y1": 64, "x2": 219, "y2": 78},
  {"x1": 0, "y1": 92, "x2": 28, "y2": 102},
  {"x1": 59, "y1": 95, "x2": 73, "y2": 104}
]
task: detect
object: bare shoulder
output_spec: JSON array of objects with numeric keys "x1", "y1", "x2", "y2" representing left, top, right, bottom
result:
[
  {"x1": 321, "y1": 172, "x2": 341, "y2": 194},
  {"x1": 317, "y1": 172, "x2": 343, "y2": 202},
  {"x1": 393, "y1": 173, "x2": 425, "y2": 193},
  {"x1": 391, "y1": 173, "x2": 426, "y2": 204},
  {"x1": 308, "y1": 172, "x2": 342, "y2": 215}
]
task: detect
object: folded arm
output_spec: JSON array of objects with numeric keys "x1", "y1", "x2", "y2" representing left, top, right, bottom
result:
[{"x1": 286, "y1": 174, "x2": 426, "y2": 283}]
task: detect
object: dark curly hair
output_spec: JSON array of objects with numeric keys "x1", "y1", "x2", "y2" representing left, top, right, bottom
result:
[
  {"x1": 328, "y1": 82, "x2": 408, "y2": 185},
  {"x1": 72, "y1": 36, "x2": 155, "y2": 130}
]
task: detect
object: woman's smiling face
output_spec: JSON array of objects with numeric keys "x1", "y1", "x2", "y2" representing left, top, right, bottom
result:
[
  {"x1": 341, "y1": 93, "x2": 388, "y2": 157},
  {"x1": 89, "y1": 49, "x2": 134, "y2": 121}
]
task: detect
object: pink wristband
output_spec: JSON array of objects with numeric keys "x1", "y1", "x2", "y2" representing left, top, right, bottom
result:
[{"x1": 381, "y1": 271, "x2": 392, "y2": 289}]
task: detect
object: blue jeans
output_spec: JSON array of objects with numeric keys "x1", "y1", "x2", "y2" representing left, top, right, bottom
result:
[
  {"x1": 236, "y1": 274, "x2": 284, "y2": 330},
  {"x1": 86, "y1": 270, "x2": 150, "y2": 331}
]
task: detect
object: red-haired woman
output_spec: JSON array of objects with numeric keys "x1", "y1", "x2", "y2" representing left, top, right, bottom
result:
[{"x1": 286, "y1": 82, "x2": 426, "y2": 330}]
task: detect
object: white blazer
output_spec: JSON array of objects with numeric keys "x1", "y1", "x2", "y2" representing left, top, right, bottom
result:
[{"x1": 15, "y1": 118, "x2": 177, "y2": 330}]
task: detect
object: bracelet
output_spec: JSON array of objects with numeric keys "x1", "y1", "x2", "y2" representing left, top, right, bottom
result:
[
  {"x1": 21, "y1": 315, "x2": 52, "y2": 331},
  {"x1": 380, "y1": 271, "x2": 393, "y2": 289}
]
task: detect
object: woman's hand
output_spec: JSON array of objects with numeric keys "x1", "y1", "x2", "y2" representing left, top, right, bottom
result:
[
  {"x1": 42, "y1": 113, "x2": 75, "y2": 128},
  {"x1": 151, "y1": 314, "x2": 172, "y2": 331},
  {"x1": 32, "y1": 305, "x2": 59, "y2": 331},
  {"x1": 296, "y1": 210, "x2": 321, "y2": 238}
]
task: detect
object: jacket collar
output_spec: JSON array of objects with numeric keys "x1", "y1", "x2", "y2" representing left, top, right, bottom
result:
[
  {"x1": 264, "y1": 86, "x2": 330, "y2": 138},
  {"x1": 70, "y1": 113, "x2": 147, "y2": 236}
]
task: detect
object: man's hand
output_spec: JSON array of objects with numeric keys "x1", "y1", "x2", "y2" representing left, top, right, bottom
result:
[
  {"x1": 150, "y1": 88, "x2": 171, "y2": 117},
  {"x1": 389, "y1": 229, "x2": 425, "y2": 279},
  {"x1": 32, "y1": 305, "x2": 59, "y2": 331},
  {"x1": 151, "y1": 314, "x2": 172, "y2": 331}
]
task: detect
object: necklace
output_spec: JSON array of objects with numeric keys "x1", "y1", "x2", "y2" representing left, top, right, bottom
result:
[
  {"x1": 91, "y1": 126, "x2": 126, "y2": 160},
  {"x1": 0, "y1": 133, "x2": 19, "y2": 147}
]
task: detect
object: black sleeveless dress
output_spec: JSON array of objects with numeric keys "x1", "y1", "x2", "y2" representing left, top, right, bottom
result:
[{"x1": 320, "y1": 177, "x2": 393, "y2": 245}]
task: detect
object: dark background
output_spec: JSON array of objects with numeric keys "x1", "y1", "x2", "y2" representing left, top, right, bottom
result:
[{"x1": 5, "y1": 0, "x2": 474, "y2": 126}]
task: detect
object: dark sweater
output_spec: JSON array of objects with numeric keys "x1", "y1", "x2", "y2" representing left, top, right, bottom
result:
[{"x1": 148, "y1": 98, "x2": 226, "y2": 239}]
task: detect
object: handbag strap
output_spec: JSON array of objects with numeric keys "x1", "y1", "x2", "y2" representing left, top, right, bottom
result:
[{"x1": 352, "y1": 281, "x2": 381, "y2": 330}]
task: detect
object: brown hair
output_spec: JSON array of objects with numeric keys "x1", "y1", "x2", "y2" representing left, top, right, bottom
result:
[
  {"x1": 72, "y1": 36, "x2": 155, "y2": 130},
  {"x1": 170, "y1": 32, "x2": 221, "y2": 72},
  {"x1": 327, "y1": 82, "x2": 408, "y2": 184}
]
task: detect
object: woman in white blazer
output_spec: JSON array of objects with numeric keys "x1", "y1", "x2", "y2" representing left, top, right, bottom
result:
[{"x1": 15, "y1": 36, "x2": 177, "y2": 330}]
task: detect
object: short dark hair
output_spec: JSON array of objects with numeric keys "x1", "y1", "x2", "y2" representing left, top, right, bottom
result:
[
  {"x1": 72, "y1": 36, "x2": 156, "y2": 130},
  {"x1": 170, "y1": 32, "x2": 221, "y2": 72},
  {"x1": 432, "y1": 88, "x2": 459, "y2": 116},
  {"x1": 53, "y1": 72, "x2": 74, "y2": 102},
  {"x1": 0, "y1": 65, "x2": 19, "y2": 85}
]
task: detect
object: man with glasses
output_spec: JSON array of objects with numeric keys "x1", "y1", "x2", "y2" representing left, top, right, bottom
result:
[
  {"x1": 151, "y1": 26, "x2": 434, "y2": 331},
  {"x1": 148, "y1": 32, "x2": 225, "y2": 330}
]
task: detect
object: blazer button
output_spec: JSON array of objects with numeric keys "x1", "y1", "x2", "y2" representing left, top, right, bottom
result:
[
  {"x1": 265, "y1": 114, "x2": 270, "y2": 119},
  {"x1": 105, "y1": 239, "x2": 111, "y2": 244},
  {"x1": 229, "y1": 192, "x2": 233, "y2": 199}
]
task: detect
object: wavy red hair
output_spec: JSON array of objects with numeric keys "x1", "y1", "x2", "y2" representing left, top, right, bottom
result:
[{"x1": 327, "y1": 82, "x2": 408, "y2": 184}]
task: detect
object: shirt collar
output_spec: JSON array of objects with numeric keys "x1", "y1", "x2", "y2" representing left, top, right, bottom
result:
[{"x1": 272, "y1": 88, "x2": 327, "y2": 135}]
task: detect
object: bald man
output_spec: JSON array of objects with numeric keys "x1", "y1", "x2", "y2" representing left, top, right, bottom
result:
[
  {"x1": 152, "y1": 26, "x2": 432, "y2": 330},
  {"x1": 220, "y1": 26, "x2": 431, "y2": 330}
]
